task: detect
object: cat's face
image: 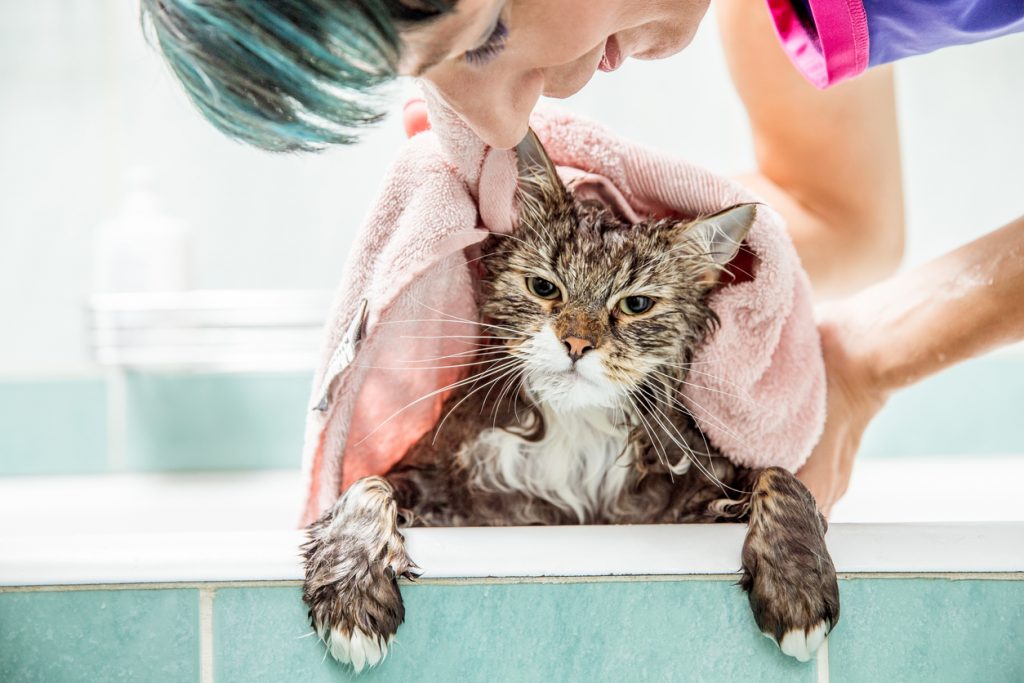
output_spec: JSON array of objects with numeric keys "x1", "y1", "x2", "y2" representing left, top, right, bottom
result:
[{"x1": 479, "y1": 130, "x2": 756, "y2": 412}]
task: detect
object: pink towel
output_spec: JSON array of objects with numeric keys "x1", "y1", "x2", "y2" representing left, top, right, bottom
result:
[{"x1": 299, "y1": 99, "x2": 825, "y2": 526}]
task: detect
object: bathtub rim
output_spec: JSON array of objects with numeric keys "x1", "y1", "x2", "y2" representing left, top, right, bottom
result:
[{"x1": 1, "y1": 522, "x2": 1022, "y2": 588}]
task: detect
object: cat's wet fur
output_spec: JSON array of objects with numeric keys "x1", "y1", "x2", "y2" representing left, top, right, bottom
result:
[{"x1": 302, "y1": 130, "x2": 839, "y2": 670}]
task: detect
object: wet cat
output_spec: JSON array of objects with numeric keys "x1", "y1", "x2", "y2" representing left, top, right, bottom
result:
[{"x1": 302, "y1": 131, "x2": 839, "y2": 671}]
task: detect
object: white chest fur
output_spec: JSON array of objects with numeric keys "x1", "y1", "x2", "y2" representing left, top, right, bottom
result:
[{"x1": 460, "y1": 404, "x2": 633, "y2": 522}]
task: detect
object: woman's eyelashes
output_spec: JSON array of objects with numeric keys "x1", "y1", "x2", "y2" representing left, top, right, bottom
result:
[{"x1": 462, "y1": 19, "x2": 508, "y2": 67}]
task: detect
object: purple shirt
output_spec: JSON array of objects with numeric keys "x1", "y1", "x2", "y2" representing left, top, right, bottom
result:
[{"x1": 767, "y1": 0, "x2": 1024, "y2": 88}]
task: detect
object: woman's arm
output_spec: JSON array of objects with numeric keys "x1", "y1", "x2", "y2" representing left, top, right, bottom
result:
[
  {"x1": 799, "y1": 214, "x2": 1024, "y2": 513},
  {"x1": 716, "y1": 0, "x2": 906, "y2": 298}
]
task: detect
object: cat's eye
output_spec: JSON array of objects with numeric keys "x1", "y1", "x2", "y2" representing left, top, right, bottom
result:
[
  {"x1": 526, "y1": 276, "x2": 561, "y2": 300},
  {"x1": 619, "y1": 295, "x2": 654, "y2": 315}
]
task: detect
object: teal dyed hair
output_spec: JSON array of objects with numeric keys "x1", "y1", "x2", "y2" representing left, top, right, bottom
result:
[{"x1": 141, "y1": 0, "x2": 455, "y2": 151}]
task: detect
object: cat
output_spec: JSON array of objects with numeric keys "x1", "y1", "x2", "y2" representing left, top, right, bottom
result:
[{"x1": 302, "y1": 130, "x2": 839, "y2": 671}]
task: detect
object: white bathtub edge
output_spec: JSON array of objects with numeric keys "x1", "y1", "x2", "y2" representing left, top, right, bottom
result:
[{"x1": 1, "y1": 523, "x2": 1021, "y2": 587}]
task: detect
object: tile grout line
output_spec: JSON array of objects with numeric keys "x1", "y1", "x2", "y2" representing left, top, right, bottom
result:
[
  {"x1": 199, "y1": 586, "x2": 216, "y2": 683},
  {"x1": 817, "y1": 636, "x2": 829, "y2": 683},
  {"x1": 2, "y1": 571, "x2": 1023, "y2": 594},
  {"x1": 105, "y1": 369, "x2": 127, "y2": 471}
]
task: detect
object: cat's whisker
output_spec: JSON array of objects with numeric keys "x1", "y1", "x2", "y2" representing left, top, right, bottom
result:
[
  {"x1": 401, "y1": 347, "x2": 510, "y2": 364},
  {"x1": 663, "y1": 388, "x2": 737, "y2": 440},
  {"x1": 433, "y1": 360, "x2": 524, "y2": 444},
  {"x1": 400, "y1": 334, "x2": 521, "y2": 341},
  {"x1": 509, "y1": 368, "x2": 534, "y2": 426},
  {"x1": 408, "y1": 298, "x2": 525, "y2": 336},
  {"x1": 354, "y1": 360, "x2": 520, "y2": 448},
  {"x1": 354, "y1": 356, "x2": 510, "y2": 373},
  {"x1": 375, "y1": 318, "x2": 482, "y2": 327},
  {"x1": 412, "y1": 343, "x2": 503, "y2": 355},
  {"x1": 673, "y1": 392, "x2": 752, "y2": 449},
  {"x1": 490, "y1": 366, "x2": 530, "y2": 435},
  {"x1": 656, "y1": 368, "x2": 756, "y2": 401},
  {"x1": 663, "y1": 390, "x2": 757, "y2": 466},
  {"x1": 632, "y1": 384, "x2": 746, "y2": 496},
  {"x1": 491, "y1": 364, "x2": 527, "y2": 432},
  {"x1": 630, "y1": 385, "x2": 697, "y2": 481},
  {"x1": 651, "y1": 369, "x2": 759, "y2": 405},
  {"x1": 497, "y1": 204, "x2": 548, "y2": 247},
  {"x1": 435, "y1": 249, "x2": 497, "y2": 278},
  {"x1": 483, "y1": 230, "x2": 549, "y2": 260},
  {"x1": 655, "y1": 357, "x2": 729, "y2": 366},
  {"x1": 648, "y1": 379, "x2": 748, "y2": 496},
  {"x1": 402, "y1": 341, "x2": 517, "y2": 356},
  {"x1": 478, "y1": 359, "x2": 524, "y2": 416},
  {"x1": 648, "y1": 241, "x2": 757, "y2": 284},
  {"x1": 435, "y1": 373, "x2": 506, "y2": 442},
  {"x1": 655, "y1": 362, "x2": 754, "y2": 394},
  {"x1": 380, "y1": 316, "x2": 524, "y2": 338},
  {"x1": 621, "y1": 391, "x2": 670, "y2": 471}
]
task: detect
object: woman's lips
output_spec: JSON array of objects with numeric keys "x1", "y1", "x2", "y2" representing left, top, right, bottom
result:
[{"x1": 598, "y1": 35, "x2": 622, "y2": 72}]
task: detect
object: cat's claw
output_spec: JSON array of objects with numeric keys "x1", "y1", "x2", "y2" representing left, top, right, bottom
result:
[
  {"x1": 323, "y1": 626, "x2": 393, "y2": 672},
  {"x1": 775, "y1": 621, "x2": 829, "y2": 662}
]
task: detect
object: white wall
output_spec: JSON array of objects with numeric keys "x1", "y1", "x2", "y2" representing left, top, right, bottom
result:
[{"x1": 1, "y1": 2, "x2": 1022, "y2": 374}]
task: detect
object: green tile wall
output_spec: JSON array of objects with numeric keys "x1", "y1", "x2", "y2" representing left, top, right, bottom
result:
[
  {"x1": 0, "y1": 588, "x2": 199, "y2": 683},
  {"x1": 122, "y1": 371, "x2": 310, "y2": 471},
  {"x1": 829, "y1": 578, "x2": 1024, "y2": 682},
  {"x1": 213, "y1": 581, "x2": 816, "y2": 683},
  {"x1": 1, "y1": 577, "x2": 1020, "y2": 681},
  {"x1": 0, "y1": 377, "x2": 107, "y2": 475}
]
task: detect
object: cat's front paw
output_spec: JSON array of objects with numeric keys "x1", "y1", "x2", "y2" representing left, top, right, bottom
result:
[
  {"x1": 741, "y1": 469, "x2": 840, "y2": 662},
  {"x1": 302, "y1": 477, "x2": 415, "y2": 671},
  {"x1": 741, "y1": 531, "x2": 840, "y2": 662}
]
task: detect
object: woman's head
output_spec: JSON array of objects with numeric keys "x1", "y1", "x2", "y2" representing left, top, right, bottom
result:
[
  {"x1": 406, "y1": 0, "x2": 710, "y2": 149},
  {"x1": 142, "y1": 0, "x2": 709, "y2": 152}
]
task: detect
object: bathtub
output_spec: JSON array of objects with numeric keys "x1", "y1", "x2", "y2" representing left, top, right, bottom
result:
[{"x1": 1, "y1": 461, "x2": 1022, "y2": 682}]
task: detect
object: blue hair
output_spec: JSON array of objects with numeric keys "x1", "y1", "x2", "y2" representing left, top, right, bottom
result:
[{"x1": 141, "y1": 0, "x2": 455, "y2": 151}]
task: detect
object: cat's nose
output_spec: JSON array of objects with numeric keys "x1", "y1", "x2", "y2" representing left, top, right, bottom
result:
[{"x1": 562, "y1": 336, "x2": 594, "y2": 362}]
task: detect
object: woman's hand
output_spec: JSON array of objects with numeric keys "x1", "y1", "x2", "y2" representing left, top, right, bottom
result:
[
  {"x1": 798, "y1": 214, "x2": 1024, "y2": 516},
  {"x1": 797, "y1": 309, "x2": 889, "y2": 517}
]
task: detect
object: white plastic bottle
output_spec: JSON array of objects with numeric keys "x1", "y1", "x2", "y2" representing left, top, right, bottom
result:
[{"x1": 92, "y1": 167, "x2": 190, "y2": 293}]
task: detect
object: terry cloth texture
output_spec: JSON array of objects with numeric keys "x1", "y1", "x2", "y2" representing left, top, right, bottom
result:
[{"x1": 299, "y1": 97, "x2": 826, "y2": 526}]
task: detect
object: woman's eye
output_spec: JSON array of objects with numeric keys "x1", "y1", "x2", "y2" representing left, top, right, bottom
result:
[
  {"x1": 462, "y1": 19, "x2": 508, "y2": 67},
  {"x1": 619, "y1": 296, "x2": 654, "y2": 315},
  {"x1": 527, "y1": 276, "x2": 560, "y2": 300}
]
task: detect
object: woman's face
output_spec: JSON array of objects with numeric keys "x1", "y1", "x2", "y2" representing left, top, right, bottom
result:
[{"x1": 400, "y1": 0, "x2": 710, "y2": 149}]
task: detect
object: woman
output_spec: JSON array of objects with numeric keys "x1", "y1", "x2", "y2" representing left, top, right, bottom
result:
[{"x1": 142, "y1": 0, "x2": 1024, "y2": 514}]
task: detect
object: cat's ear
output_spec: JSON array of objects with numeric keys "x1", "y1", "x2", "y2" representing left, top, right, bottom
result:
[
  {"x1": 682, "y1": 203, "x2": 759, "y2": 286},
  {"x1": 515, "y1": 128, "x2": 569, "y2": 210}
]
